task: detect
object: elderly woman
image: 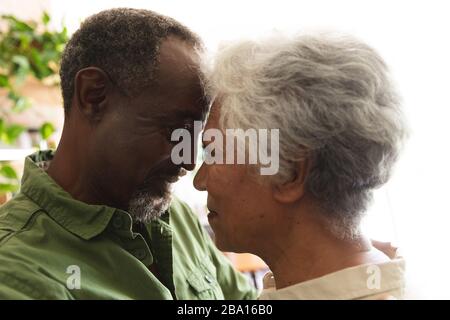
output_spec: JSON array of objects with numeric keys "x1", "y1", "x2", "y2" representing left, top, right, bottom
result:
[{"x1": 193, "y1": 33, "x2": 407, "y2": 299}]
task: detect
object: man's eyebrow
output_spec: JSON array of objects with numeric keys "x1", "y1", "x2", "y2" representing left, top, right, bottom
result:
[
  {"x1": 154, "y1": 108, "x2": 201, "y2": 123},
  {"x1": 174, "y1": 100, "x2": 210, "y2": 122},
  {"x1": 174, "y1": 109, "x2": 205, "y2": 121}
]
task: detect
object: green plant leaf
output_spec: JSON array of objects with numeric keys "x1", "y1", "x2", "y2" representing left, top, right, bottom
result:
[
  {"x1": 1, "y1": 15, "x2": 34, "y2": 32},
  {"x1": 0, "y1": 165, "x2": 18, "y2": 179},
  {"x1": 0, "y1": 74, "x2": 9, "y2": 88},
  {"x1": 0, "y1": 119, "x2": 4, "y2": 136},
  {"x1": 40, "y1": 122, "x2": 55, "y2": 140},
  {"x1": 12, "y1": 96, "x2": 31, "y2": 112},
  {"x1": 7, "y1": 90, "x2": 20, "y2": 101},
  {"x1": 18, "y1": 32, "x2": 32, "y2": 50},
  {"x1": 3, "y1": 124, "x2": 25, "y2": 144},
  {"x1": 12, "y1": 55, "x2": 30, "y2": 69},
  {"x1": 0, "y1": 183, "x2": 19, "y2": 193},
  {"x1": 42, "y1": 11, "x2": 50, "y2": 26},
  {"x1": 8, "y1": 91, "x2": 32, "y2": 112},
  {"x1": 30, "y1": 48, "x2": 52, "y2": 79},
  {"x1": 12, "y1": 55, "x2": 30, "y2": 85}
]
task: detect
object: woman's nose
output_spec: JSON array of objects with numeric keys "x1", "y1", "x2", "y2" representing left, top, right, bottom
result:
[{"x1": 193, "y1": 163, "x2": 207, "y2": 191}]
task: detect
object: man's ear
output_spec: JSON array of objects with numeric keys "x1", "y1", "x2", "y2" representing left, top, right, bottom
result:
[
  {"x1": 272, "y1": 158, "x2": 311, "y2": 204},
  {"x1": 74, "y1": 67, "x2": 111, "y2": 121}
]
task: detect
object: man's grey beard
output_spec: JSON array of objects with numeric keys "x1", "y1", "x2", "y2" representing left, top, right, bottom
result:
[{"x1": 127, "y1": 182, "x2": 173, "y2": 223}]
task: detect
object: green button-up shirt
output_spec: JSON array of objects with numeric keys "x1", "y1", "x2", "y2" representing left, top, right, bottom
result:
[{"x1": 0, "y1": 151, "x2": 257, "y2": 300}]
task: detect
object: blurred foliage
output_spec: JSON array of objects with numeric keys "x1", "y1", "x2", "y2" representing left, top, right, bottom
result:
[
  {"x1": 0, "y1": 12, "x2": 68, "y2": 194},
  {"x1": 0, "y1": 163, "x2": 19, "y2": 193},
  {"x1": 39, "y1": 121, "x2": 55, "y2": 140},
  {"x1": 0, "y1": 118, "x2": 25, "y2": 144}
]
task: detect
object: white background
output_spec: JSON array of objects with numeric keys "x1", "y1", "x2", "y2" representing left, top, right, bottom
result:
[{"x1": 2, "y1": 0, "x2": 450, "y2": 299}]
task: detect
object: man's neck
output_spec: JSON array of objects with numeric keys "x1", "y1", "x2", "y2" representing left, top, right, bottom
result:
[{"x1": 46, "y1": 129, "x2": 105, "y2": 206}]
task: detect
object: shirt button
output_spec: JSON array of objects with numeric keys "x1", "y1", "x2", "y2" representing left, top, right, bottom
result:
[
  {"x1": 205, "y1": 275, "x2": 213, "y2": 284},
  {"x1": 112, "y1": 216, "x2": 123, "y2": 229},
  {"x1": 133, "y1": 249, "x2": 147, "y2": 260}
]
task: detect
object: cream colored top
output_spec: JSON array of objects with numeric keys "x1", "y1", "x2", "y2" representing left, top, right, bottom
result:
[{"x1": 259, "y1": 258, "x2": 405, "y2": 300}]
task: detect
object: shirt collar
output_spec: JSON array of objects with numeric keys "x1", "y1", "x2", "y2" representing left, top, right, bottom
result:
[
  {"x1": 20, "y1": 150, "x2": 118, "y2": 240},
  {"x1": 259, "y1": 258, "x2": 406, "y2": 300}
]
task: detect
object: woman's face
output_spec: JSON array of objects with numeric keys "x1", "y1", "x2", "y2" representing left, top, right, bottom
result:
[{"x1": 193, "y1": 101, "x2": 278, "y2": 253}]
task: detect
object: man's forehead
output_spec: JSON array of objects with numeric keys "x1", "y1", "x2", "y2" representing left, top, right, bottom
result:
[
  {"x1": 137, "y1": 37, "x2": 208, "y2": 121},
  {"x1": 155, "y1": 37, "x2": 202, "y2": 87}
]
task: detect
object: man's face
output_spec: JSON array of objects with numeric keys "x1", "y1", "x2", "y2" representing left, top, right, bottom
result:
[{"x1": 89, "y1": 37, "x2": 208, "y2": 221}]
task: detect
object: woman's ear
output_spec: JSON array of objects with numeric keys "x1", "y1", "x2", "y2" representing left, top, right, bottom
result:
[
  {"x1": 272, "y1": 158, "x2": 310, "y2": 204},
  {"x1": 74, "y1": 67, "x2": 111, "y2": 122}
]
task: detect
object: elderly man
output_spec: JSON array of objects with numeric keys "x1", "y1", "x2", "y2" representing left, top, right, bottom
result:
[
  {"x1": 194, "y1": 33, "x2": 407, "y2": 299},
  {"x1": 0, "y1": 8, "x2": 256, "y2": 300}
]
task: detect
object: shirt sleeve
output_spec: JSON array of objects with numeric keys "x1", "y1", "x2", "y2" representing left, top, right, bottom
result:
[
  {"x1": 0, "y1": 276, "x2": 37, "y2": 299},
  {"x1": 0, "y1": 266, "x2": 74, "y2": 300}
]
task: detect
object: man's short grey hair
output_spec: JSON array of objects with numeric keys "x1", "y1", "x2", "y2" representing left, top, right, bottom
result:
[
  {"x1": 60, "y1": 8, "x2": 201, "y2": 114},
  {"x1": 208, "y1": 33, "x2": 407, "y2": 239}
]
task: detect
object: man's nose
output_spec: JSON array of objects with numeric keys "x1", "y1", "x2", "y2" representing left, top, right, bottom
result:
[
  {"x1": 181, "y1": 162, "x2": 196, "y2": 171},
  {"x1": 180, "y1": 139, "x2": 199, "y2": 172},
  {"x1": 193, "y1": 163, "x2": 207, "y2": 191}
]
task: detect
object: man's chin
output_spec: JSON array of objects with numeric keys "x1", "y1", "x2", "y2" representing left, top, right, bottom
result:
[{"x1": 127, "y1": 183, "x2": 173, "y2": 223}]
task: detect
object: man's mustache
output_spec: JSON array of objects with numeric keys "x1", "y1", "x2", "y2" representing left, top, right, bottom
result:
[{"x1": 140, "y1": 156, "x2": 187, "y2": 189}]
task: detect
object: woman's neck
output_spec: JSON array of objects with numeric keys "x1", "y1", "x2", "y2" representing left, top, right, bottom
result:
[{"x1": 259, "y1": 213, "x2": 389, "y2": 290}]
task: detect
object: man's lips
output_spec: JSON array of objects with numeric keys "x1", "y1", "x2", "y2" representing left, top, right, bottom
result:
[
  {"x1": 207, "y1": 208, "x2": 219, "y2": 220},
  {"x1": 145, "y1": 156, "x2": 187, "y2": 183},
  {"x1": 165, "y1": 175, "x2": 181, "y2": 183},
  {"x1": 168, "y1": 168, "x2": 187, "y2": 182},
  {"x1": 137, "y1": 168, "x2": 186, "y2": 193},
  {"x1": 155, "y1": 168, "x2": 187, "y2": 183}
]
